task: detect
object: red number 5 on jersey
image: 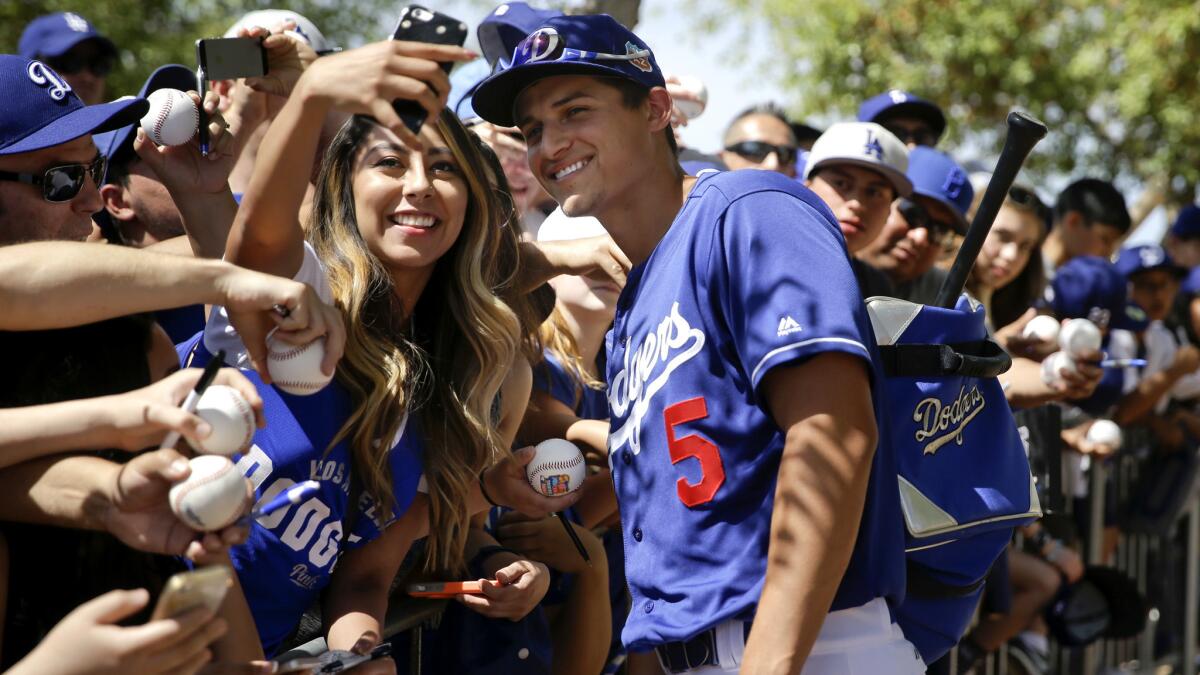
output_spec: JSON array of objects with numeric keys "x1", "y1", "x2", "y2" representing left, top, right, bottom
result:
[{"x1": 664, "y1": 397, "x2": 726, "y2": 507}]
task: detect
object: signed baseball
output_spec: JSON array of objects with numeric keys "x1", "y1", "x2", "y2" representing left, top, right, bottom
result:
[
  {"x1": 526, "y1": 438, "x2": 587, "y2": 497},
  {"x1": 169, "y1": 456, "x2": 251, "y2": 531},
  {"x1": 185, "y1": 385, "x2": 254, "y2": 457},
  {"x1": 267, "y1": 335, "x2": 334, "y2": 396},
  {"x1": 1059, "y1": 319, "x2": 1102, "y2": 359},
  {"x1": 140, "y1": 88, "x2": 198, "y2": 146},
  {"x1": 1022, "y1": 315, "x2": 1061, "y2": 344},
  {"x1": 1087, "y1": 419, "x2": 1123, "y2": 449},
  {"x1": 1040, "y1": 351, "x2": 1078, "y2": 385}
]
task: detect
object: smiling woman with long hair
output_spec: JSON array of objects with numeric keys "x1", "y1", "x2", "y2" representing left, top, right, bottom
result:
[{"x1": 200, "y1": 40, "x2": 578, "y2": 658}]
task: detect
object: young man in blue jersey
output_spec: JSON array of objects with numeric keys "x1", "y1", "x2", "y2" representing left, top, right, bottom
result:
[{"x1": 473, "y1": 15, "x2": 919, "y2": 675}]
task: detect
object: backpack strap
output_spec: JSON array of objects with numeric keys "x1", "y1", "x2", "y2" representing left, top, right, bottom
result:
[
  {"x1": 906, "y1": 559, "x2": 988, "y2": 599},
  {"x1": 878, "y1": 339, "x2": 1012, "y2": 379}
]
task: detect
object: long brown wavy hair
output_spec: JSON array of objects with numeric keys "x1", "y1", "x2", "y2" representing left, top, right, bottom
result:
[{"x1": 306, "y1": 110, "x2": 521, "y2": 571}]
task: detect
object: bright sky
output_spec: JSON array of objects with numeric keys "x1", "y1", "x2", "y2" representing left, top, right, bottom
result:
[{"x1": 409, "y1": 1, "x2": 1170, "y2": 242}]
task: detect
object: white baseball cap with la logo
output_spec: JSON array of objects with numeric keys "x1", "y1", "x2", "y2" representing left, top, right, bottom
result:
[{"x1": 804, "y1": 121, "x2": 912, "y2": 197}]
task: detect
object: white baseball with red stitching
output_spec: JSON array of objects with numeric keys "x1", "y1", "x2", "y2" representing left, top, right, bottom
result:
[
  {"x1": 526, "y1": 438, "x2": 587, "y2": 497},
  {"x1": 169, "y1": 456, "x2": 250, "y2": 531},
  {"x1": 139, "y1": 88, "x2": 197, "y2": 146},
  {"x1": 267, "y1": 335, "x2": 334, "y2": 396},
  {"x1": 185, "y1": 385, "x2": 255, "y2": 457}
]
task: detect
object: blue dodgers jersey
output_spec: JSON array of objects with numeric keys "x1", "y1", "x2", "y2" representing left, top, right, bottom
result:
[
  {"x1": 532, "y1": 351, "x2": 608, "y2": 421},
  {"x1": 176, "y1": 335, "x2": 424, "y2": 654},
  {"x1": 605, "y1": 170, "x2": 905, "y2": 649}
]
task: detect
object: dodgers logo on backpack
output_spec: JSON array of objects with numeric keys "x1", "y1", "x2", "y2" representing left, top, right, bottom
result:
[
  {"x1": 867, "y1": 294, "x2": 1041, "y2": 662},
  {"x1": 27, "y1": 61, "x2": 73, "y2": 101}
]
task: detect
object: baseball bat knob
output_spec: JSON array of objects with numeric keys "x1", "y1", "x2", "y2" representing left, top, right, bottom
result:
[{"x1": 1007, "y1": 111, "x2": 1048, "y2": 140}]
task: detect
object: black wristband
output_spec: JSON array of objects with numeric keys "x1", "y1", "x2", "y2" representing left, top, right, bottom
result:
[
  {"x1": 469, "y1": 545, "x2": 517, "y2": 578},
  {"x1": 479, "y1": 469, "x2": 502, "y2": 508}
]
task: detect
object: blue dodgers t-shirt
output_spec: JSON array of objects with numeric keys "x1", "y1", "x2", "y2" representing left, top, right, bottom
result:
[
  {"x1": 605, "y1": 170, "x2": 905, "y2": 649},
  {"x1": 177, "y1": 335, "x2": 424, "y2": 654},
  {"x1": 532, "y1": 351, "x2": 608, "y2": 421}
]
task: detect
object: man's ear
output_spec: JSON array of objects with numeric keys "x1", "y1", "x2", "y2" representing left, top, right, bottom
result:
[
  {"x1": 99, "y1": 182, "x2": 136, "y2": 223},
  {"x1": 646, "y1": 86, "x2": 674, "y2": 134}
]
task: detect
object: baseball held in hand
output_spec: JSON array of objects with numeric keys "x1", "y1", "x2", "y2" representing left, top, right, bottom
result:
[
  {"x1": 1041, "y1": 351, "x2": 1078, "y2": 385},
  {"x1": 526, "y1": 439, "x2": 586, "y2": 497},
  {"x1": 185, "y1": 385, "x2": 255, "y2": 456},
  {"x1": 1059, "y1": 319, "x2": 1101, "y2": 358},
  {"x1": 169, "y1": 456, "x2": 251, "y2": 531},
  {"x1": 1022, "y1": 315, "x2": 1061, "y2": 344},
  {"x1": 140, "y1": 88, "x2": 198, "y2": 146},
  {"x1": 1087, "y1": 419, "x2": 1123, "y2": 450},
  {"x1": 267, "y1": 335, "x2": 334, "y2": 396}
]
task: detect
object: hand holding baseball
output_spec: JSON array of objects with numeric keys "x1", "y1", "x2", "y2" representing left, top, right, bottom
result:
[
  {"x1": 5, "y1": 589, "x2": 226, "y2": 675},
  {"x1": 98, "y1": 368, "x2": 263, "y2": 452},
  {"x1": 482, "y1": 447, "x2": 583, "y2": 519},
  {"x1": 134, "y1": 89, "x2": 236, "y2": 195},
  {"x1": 103, "y1": 448, "x2": 250, "y2": 561},
  {"x1": 217, "y1": 264, "x2": 345, "y2": 382}
]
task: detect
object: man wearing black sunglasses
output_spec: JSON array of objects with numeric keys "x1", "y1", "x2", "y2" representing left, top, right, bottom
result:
[
  {"x1": 18, "y1": 12, "x2": 118, "y2": 106},
  {"x1": 856, "y1": 148, "x2": 973, "y2": 305},
  {"x1": 0, "y1": 55, "x2": 146, "y2": 245},
  {"x1": 857, "y1": 90, "x2": 946, "y2": 150},
  {"x1": 720, "y1": 104, "x2": 800, "y2": 177}
]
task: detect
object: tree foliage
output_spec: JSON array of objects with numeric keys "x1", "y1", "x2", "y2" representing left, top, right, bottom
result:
[
  {"x1": 1, "y1": 1, "x2": 395, "y2": 101},
  {"x1": 709, "y1": 0, "x2": 1200, "y2": 203}
]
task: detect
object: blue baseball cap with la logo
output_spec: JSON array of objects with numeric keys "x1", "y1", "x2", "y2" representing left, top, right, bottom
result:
[
  {"x1": 0, "y1": 55, "x2": 148, "y2": 156},
  {"x1": 858, "y1": 89, "x2": 947, "y2": 141},
  {"x1": 471, "y1": 14, "x2": 664, "y2": 127},
  {"x1": 1114, "y1": 244, "x2": 1187, "y2": 280},
  {"x1": 908, "y1": 147, "x2": 973, "y2": 233}
]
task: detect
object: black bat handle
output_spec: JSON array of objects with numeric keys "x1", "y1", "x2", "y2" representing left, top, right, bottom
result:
[{"x1": 934, "y1": 111, "x2": 1048, "y2": 308}]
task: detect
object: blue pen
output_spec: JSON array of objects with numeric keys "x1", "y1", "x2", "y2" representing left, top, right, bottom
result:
[
  {"x1": 246, "y1": 480, "x2": 320, "y2": 521},
  {"x1": 195, "y1": 65, "x2": 209, "y2": 156},
  {"x1": 1100, "y1": 358, "x2": 1147, "y2": 368}
]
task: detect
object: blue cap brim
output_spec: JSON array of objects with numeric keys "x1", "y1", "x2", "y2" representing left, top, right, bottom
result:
[
  {"x1": 874, "y1": 100, "x2": 946, "y2": 138},
  {"x1": 473, "y1": 61, "x2": 644, "y2": 128},
  {"x1": 1, "y1": 96, "x2": 148, "y2": 156}
]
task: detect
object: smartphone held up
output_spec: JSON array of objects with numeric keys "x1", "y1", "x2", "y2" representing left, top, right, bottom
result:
[{"x1": 390, "y1": 4, "x2": 468, "y2": 133}]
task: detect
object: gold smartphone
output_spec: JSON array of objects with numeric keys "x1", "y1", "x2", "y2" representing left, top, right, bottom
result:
[{"x1": 151, "y1": 567, "x2": 233, "y2": 621}]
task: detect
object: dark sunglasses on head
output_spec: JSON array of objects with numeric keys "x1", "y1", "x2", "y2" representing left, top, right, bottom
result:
[
  {"x1": 883, "y1": 123, "x2": 937, "y2": 147},
  {"x1": 0, "y1": 153, "x2": 106, "y2": 203},
  {"x1": 724, "y1": 141, "x2": 797, "y2": 166},
  {"x1": 44, "y1": 53, "x2": 114, "y2": 77},
  {"x1": 897, "y1": 197, "x2": 958, "y2": 249}
]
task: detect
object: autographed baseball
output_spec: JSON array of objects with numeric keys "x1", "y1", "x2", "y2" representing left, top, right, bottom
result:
[
  {"x1": 140, "y1": 88, "x2": 198, "y2": 146},
  {"x1": 169, "y1": 456, "x2": 251, "y2": 531},
  {"x1": 671, "y1": 75, "x2": 708, "y2": 120},
  {"x1": 267, "y1": 335, "x2": 334, "y2": 396},
  {"x1": 1087, "y1": 419, "x2": 1123, "y2": 450},
  {"x1": 1059, "y1": 319, "x2": 1102, "y2": 359},
  {"x1": 526, "y1": 438, "x2": 587, "y2": 497},
  {"x1": 1040, "y1": 351, "x2": 1078, "y2": 385},
  {"x1": 185, "y1": 385, "x2": 255, "y2": 456},
  {"x1": 1022, "y1": 315, "x2": 1061, "y2": 344}
]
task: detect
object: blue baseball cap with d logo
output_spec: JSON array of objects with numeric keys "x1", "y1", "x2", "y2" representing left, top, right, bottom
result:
[
  {"x1": 471, "y1": 14, "x2": 665, "y2": 127},
  {"x1": 908, "y1": 147, "x2": 973, "y2": 233},
  {"x1": 0, "y1": 55, "x2": 147, "y2": 156}
]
